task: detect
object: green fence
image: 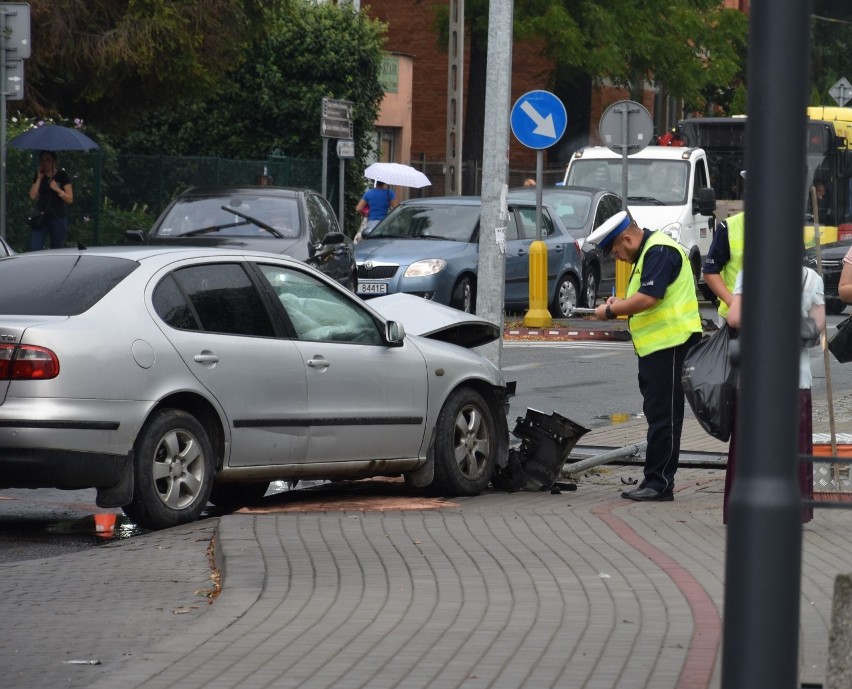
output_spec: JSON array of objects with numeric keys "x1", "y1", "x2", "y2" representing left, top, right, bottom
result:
[{"x1": 3, "y1": 151, "x2": 328, "y2": 252}]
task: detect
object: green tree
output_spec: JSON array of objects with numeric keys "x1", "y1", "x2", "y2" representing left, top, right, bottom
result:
[
  {"x1": 22, "y1": 0, "x2": 284, "y2": 134},
  {"x1": 117, "y1": 2, "x2": 387, "y2": 231}
]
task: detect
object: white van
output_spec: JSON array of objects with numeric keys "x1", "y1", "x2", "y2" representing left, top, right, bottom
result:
[{"x1": 562, "y1": 146, "x2": 717, "y2": 281}]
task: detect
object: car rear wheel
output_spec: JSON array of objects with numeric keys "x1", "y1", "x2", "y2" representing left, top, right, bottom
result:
[
  {"x1": 208, "y1": 482, "x2": 270, "y2": 510},
  {"x1": 430, "y1": 387, "x2": 498, "y2": 496},
  {"x1": 450, "y1": 276, "x2": 476, "y2": 313},
  {"x1": 552, "y1": 274, "x2": 580, "y2": 318},
  {"x1": 582, "y1": 266, "x2": 598, "y2": 308},
  {"x1": 123, "y1": 409, "x2": 214, "y2": 530}
]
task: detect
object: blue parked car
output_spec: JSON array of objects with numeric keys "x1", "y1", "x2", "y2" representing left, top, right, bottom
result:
[{"x1": 355, "y1": 196, "x2": 584, "y2": 317}]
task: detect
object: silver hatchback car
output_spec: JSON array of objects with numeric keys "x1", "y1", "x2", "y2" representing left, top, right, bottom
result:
[{"x1": 0, "y1": 247, "x2": 510, "y2": 529}]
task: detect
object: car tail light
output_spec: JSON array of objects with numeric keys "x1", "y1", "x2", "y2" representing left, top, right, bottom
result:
[
  {"x1": 838, "y1": 224, "x2": 852, "y2": 242},
  {"x1": 0, "y1": 344, "x2": 59, "y2": 380}
]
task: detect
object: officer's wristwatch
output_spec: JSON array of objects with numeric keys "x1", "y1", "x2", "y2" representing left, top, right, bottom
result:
[{"x1": 605, "y1": 305, "x2": 615, "y2": 320}]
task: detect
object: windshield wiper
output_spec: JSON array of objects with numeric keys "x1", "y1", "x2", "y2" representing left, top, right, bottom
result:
[
  {"x1": 179, "y1": 220, "x2": 249, "y2": 237},
  {"x1": 418, "y1": 234, "x2": 452, "y2": 240},
  {"x1": 627, "y1": 196, "x2": 665, "y2": 206},
  {"x1": 223, "y1": 207, "x2": 284, "y2": 238}
]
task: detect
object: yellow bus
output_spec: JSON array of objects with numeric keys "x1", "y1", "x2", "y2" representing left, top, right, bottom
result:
[{"x1": 678, "y1": 107, "x2": 852, "y2": 244}]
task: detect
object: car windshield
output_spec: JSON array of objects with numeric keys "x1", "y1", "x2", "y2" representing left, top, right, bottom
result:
[
  {"x1": 367, "y1": 204, "x2": 480, "y2": 241},
  {"x1": 154, "y1": 196, "x2": 301, "y2": 238},
  {"x1": 0, "y1": 255, "x2": 138, "y2": 315}
]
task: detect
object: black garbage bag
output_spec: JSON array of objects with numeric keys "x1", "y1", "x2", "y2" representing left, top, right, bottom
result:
[{"x1": 681, "y1": 324, "x2": 737, "y2": 442}]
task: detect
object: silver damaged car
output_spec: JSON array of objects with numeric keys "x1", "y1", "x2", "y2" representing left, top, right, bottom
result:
[{"x1": 0, "y1": 247, "x2": 511, "y2": 529}]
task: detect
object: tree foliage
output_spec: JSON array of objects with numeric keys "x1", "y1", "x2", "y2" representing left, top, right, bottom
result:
[
  {"x1": 23, "y1": 0, "x2": 282, "y2": 133},
  {"x1": 434, "y1": 0, "x2": 747, "y2": 166},
  {"x1": 119, "y1": 3, "x2": 386, "y2": 161}
]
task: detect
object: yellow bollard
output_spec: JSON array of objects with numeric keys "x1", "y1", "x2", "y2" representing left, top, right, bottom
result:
[
  {"x1": 524, "y1": 240, "x2": 552, "y2": 327},
  {"x1": 614, "y1": 259, "x2": 631, "y2": 318}
]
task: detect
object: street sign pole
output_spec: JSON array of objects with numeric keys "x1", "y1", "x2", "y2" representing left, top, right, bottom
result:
[
  {"x1": 1, "y1": 8, "x2": 8, "y2": 240},
  {"x1": 336, "y1": 139, "x2": 354, "y2": 234},
  {"x1": 510, "y1": 89, "x2": 567, "y2": 329},
  {"x1": 320, "y1": 98, "x2": 353, "y2": 203},
  {"x1": 0, "y1": 3, "x2": 30, "y2": 241}
]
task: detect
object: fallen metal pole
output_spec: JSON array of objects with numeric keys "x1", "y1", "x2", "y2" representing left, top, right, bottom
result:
[{"x1": 562, "y1": 441, "x2": 647, "y2": 474}]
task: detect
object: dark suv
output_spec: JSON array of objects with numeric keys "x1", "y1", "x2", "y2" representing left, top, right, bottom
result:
[{"x1": 126, "y1": 186, "x2": 357, "y2": 290}]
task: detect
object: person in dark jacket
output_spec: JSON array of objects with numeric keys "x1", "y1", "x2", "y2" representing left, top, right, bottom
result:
[{"x1": 28, "y1": 150, "x2": 73, "y2": 251}]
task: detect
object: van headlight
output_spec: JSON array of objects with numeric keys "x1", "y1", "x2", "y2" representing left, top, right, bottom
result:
[
  {"x1": 660, "y1": 222, "x2": 683, "y2": 243},
  {"x1": 404, "y1": 259, "x2": 447, "y2": 277}
]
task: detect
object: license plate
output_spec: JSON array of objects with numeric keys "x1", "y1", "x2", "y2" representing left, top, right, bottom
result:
[{"x1": 357, "y1": 282, "x2": 387, "y2": 295}]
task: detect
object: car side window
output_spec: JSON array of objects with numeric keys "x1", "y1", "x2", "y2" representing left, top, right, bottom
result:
[
  {"x1": 305, "y1": 194, "x2": 338, "y2": 245},
  {"x1": 157, "y1": 263, "x2": 275, "y2": 337},
  {"x1": 505, "y1": 209, "x2": 520, "y2": 240},
  {"x1": 594, "y1": 195, "x2": 622, "y2": 234},
  {"x1": 152, "y1": 274, "x2": 200, "y2": 330},
  {"x1": 258, "y1": 264, "x2": 383, "y2": 345},
  {"x1": 516, "y1": 206, "x2": 555, "y2": 238}
]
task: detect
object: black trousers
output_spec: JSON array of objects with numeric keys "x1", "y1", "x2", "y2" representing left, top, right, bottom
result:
[{"x1": 636, "y1": 332, "x2": 701, "y2": 493}]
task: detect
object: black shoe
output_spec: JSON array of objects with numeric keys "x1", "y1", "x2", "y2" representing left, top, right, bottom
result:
[{"x1": 621, "y1": 486, "x2": 674, "y2": 501}]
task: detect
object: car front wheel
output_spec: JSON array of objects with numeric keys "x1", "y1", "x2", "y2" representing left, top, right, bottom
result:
[
  {"x1": 552, "y1": 274, "x2": 580, "y2": 318},
  {"x1": 430, "y1": 387, "x2": 498, "y2": 496},
  {"x1": 124, "y1": 409, "x2": 214, "y2": 530},
  {"x1": 450, "y1": 275, "x2": 476, "y2": 313}
]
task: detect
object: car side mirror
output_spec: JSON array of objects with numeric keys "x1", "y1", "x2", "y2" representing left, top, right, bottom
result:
[
  {"x1": 321, "y1": 231, "x2": 346, "y2": 247},
  {"x1": 694, "y1": 187, "x2": 716, "y2": 216},
  {"x1": 125, "y1": 229, "x2": 146, "y2": 244},
  {"x1": 385, "y1": 320, "x2": 406, "y2": 346}
]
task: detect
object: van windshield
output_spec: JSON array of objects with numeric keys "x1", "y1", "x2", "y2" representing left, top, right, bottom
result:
[{"x1": 566, "y1": 160, "x2": 689, "y2": 206}]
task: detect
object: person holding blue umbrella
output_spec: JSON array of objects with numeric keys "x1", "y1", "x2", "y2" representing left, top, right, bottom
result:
[{"x1": 28, "y1": 150, "x2": 73, "y2": 250}]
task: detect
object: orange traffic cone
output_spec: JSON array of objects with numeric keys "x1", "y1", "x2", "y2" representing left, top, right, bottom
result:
[{"x1": 93, "y1": 513, "x2": 116, "y2": 536}]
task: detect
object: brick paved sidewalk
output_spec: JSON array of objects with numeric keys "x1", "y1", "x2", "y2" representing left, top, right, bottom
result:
[{"x1": 5, "y1": 467, "x2": 850, "y2": 689}]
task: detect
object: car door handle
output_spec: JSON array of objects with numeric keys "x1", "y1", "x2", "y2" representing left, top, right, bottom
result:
[
  {"x1": 307, "y1": 356, "x2": 331, "y2": 370},
  {"x1": 517, "y1": 248, "x2": 526, "y2": 256},
  {"x1": 554, "y1": 245, "x2": 563, "y2": 252},
  {"x1": 194, "y1": 352, "x2": 219, "y2": 365}
]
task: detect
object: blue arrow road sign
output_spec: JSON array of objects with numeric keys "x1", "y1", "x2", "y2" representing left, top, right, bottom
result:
[{"x1": 511, "y1": 90, "x2": 567, "y2": 150}]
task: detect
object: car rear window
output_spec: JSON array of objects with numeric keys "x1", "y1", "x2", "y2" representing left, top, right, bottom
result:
[
  {"x1": 0, "y1": 254, "x2": 138, "y2": 315},
  {"x1": 154, "y1": 195, "x2": 302, "y2": 238},
  {"x1": 368, "y1": 204, "x2": 480, "y2": 241}
]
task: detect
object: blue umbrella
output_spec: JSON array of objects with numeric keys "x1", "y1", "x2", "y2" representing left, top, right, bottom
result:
[{"x1": 8, "y1": 124, "x2": 99, "y2": 151}]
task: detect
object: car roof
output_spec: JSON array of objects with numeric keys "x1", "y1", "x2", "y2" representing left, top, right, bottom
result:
[
  {"x1": 397, "y1": 195, "x2": 560, "y2": 208},
  {"x1": 508, "y1": 185, "x2": 614, "y2": 196},
  {"x1": 175, "y1": 186, "x2": 314, "y2": 199},
  {"x1": 572, "y1": 146, "x2": 701, "y2": 161}
]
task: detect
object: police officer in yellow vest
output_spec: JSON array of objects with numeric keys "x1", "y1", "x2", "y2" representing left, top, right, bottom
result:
[
  {"x1": 702, "y1": 171, "x2": 746, "y2": 323},
  {"x1": 702, "y1": 211, "x2": 744, "y2": 321},
  {"x1": 589, "y1": 210, "x2": 702, "y2": 501}
]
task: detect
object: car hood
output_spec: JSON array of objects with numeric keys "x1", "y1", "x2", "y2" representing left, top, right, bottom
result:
[
  {"x1": 368, "y1": 293, "x2": 500, "y2": 349},
  {"x1": 356, "y1": 237, "x2": 471, "y2": 263},
  {"x1": 806, "y1": 239, "x2": 851, "y2": 260},
  {"x1": 147, "y1": 235, "x2": 308, "y2": 260}
]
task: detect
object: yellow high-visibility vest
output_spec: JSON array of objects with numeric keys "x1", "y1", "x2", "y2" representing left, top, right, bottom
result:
[
  {"x1": 718, "y1": 212, "x2": 745, "y2": 319},
  {"x1": 627, "y1": 232, "x2": 702, "y2": 357}
]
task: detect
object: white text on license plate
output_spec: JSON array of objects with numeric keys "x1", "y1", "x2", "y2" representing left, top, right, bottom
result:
[{"x1": 357, "y1": 282, "x2": 387, "y2": 295}]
